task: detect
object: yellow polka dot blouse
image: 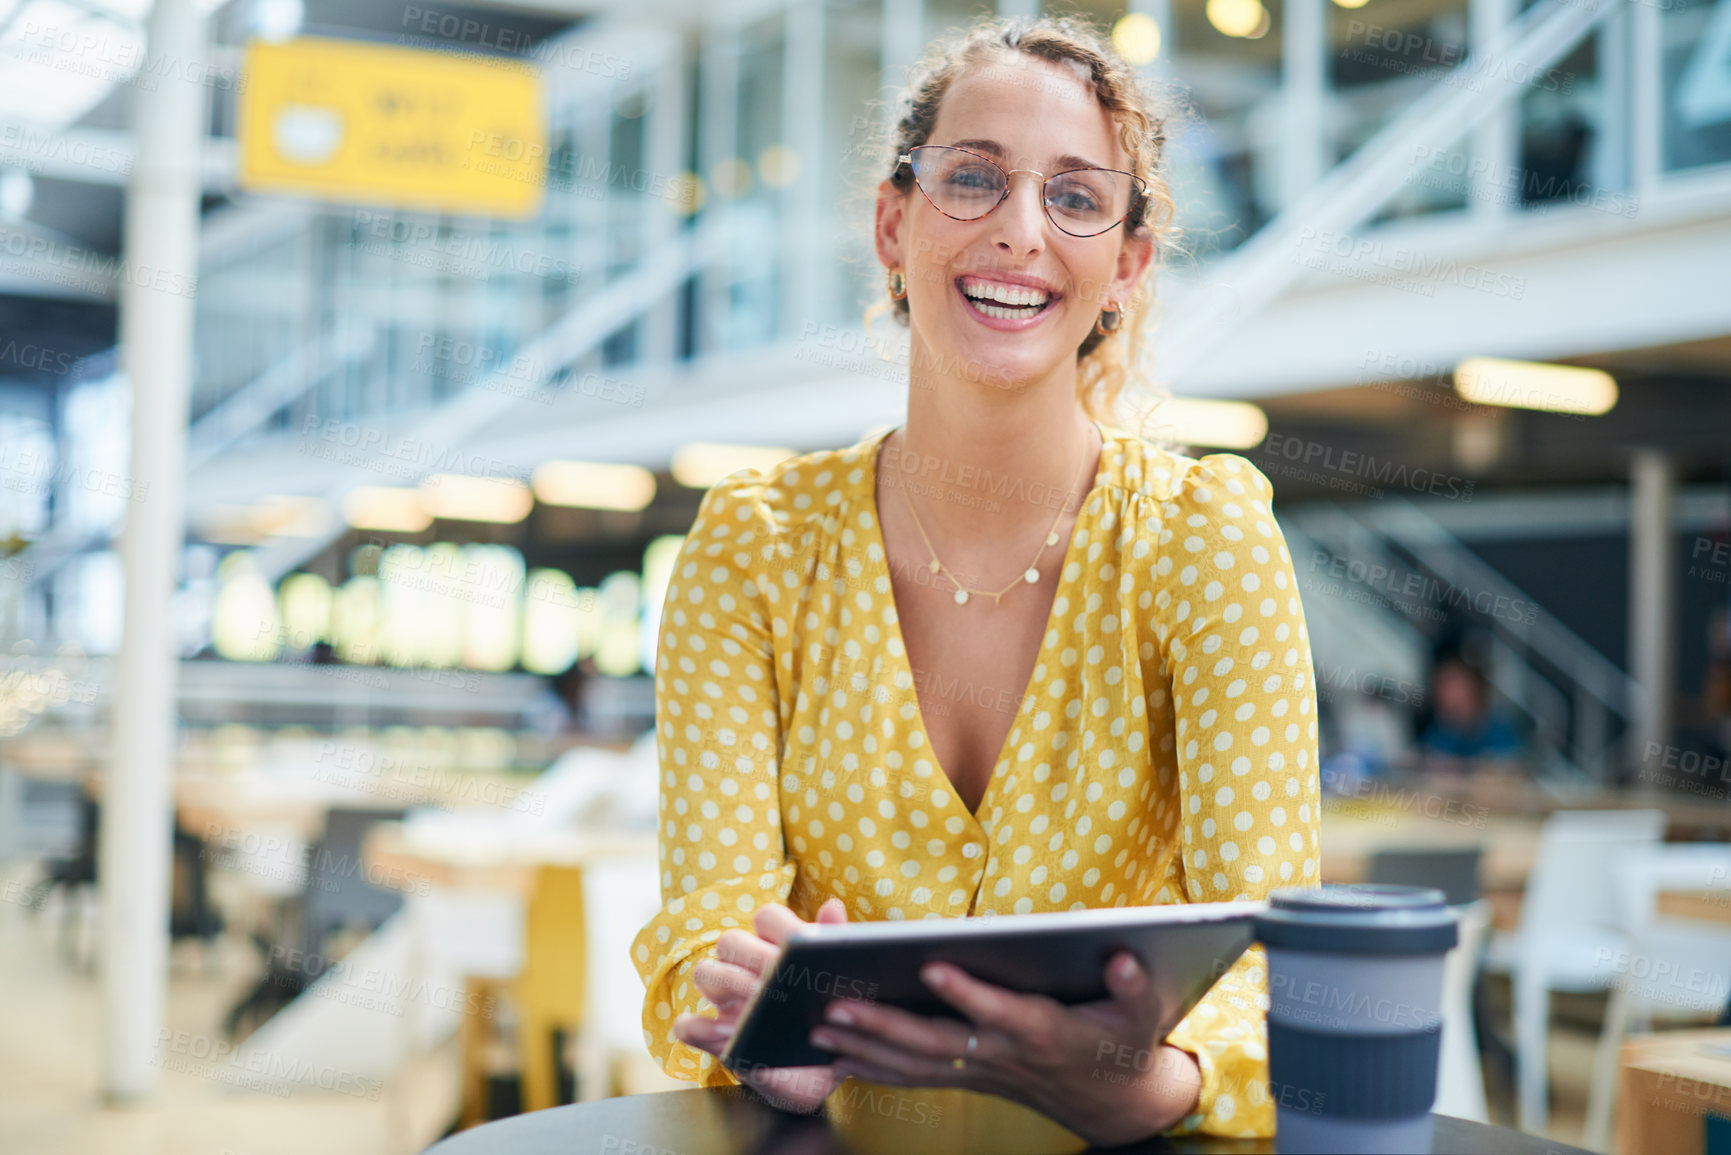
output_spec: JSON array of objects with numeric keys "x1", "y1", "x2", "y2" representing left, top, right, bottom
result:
[{"x1": 630, "y1": 420, "x2": 1322, "y2": 1139}]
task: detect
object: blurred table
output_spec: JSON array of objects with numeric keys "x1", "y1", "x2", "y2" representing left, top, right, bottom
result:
[
  {"x1": 1618, "y1": 1028, "x2": 1731, "y2": 1155},
  {"x1": 423, "y1": 1087, "x2": 1597, "y2": 1154},
  {"x1": 1, "y1": 726, "x2": 587, "y2": 843},
  {"x1": 362, "y1": 812, "x2": 660, "y2": 1104},
  {"x1": 362, "y1": 815, "x2": 657, "y2": 895},
  {"x1": 1320, "y1": 773, "x2": 1731, "y2": 930},
  {"x1": 1320, "y1": 802, "x2": 1540, "y2": 890},
  {"x1": 1356, "y1": 769, "x2": 1731, "y2": 834}
]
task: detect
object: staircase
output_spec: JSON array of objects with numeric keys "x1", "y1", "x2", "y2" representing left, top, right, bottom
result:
[{"x1": 1284, "y1": 497, "x2": 1638, "y2": 780}]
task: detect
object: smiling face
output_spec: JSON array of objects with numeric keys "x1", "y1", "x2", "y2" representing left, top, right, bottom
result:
[{"x1": 875, "y1": 52, "x2": 1154, "y2": 395}]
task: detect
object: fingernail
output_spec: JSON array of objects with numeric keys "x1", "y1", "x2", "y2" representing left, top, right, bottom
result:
[
  {"x1": 716, "y1": 1022, "x2": 734, "y2": 1040},
  {"x1": 811, "y1": 1030, "x2": 836, "y2": 1049},
  {"x1": 826, "y1": 1004, "x2": 854, "y2": 1026},
  {"x1": 923, "y1": 965, "x2": 946, "y2": 988},
  {"x1": 1118, "y1": 956, "x2": 1139, "y2": 981}
]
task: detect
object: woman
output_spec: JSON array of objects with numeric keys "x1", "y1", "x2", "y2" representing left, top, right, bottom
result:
[{"x1": 630, "y1": 16, "x2": 1320, "y2": 1144}]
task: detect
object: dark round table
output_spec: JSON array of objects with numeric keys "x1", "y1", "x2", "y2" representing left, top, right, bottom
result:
[{"x1": 423, "y1": 1086, "x2": 1600, "y2": 1154}]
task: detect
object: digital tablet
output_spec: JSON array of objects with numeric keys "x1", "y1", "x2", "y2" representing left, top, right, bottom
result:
[{"x1": 718, "y1": 901, "x2": 1264, "y2": 1073}]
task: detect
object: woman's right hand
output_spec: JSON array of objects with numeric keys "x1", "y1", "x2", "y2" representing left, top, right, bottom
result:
[{"x1": 674, "y1": 897, "x2": 850, "y2": 1113}]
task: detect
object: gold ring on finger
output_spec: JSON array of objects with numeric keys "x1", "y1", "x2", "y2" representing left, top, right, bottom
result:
[{"x1": 951, "y1": 1031, "x2": 978, "y2": 1070}]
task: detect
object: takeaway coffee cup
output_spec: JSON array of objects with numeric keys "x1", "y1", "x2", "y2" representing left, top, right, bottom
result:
[{"x1": 1255, "y1": 884, "x2": 1459, "y2": 1154}]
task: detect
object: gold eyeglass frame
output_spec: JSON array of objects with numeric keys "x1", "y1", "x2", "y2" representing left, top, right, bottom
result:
[{"x1": 898, "y1": 144, "x2": 1146, "y2": 238}]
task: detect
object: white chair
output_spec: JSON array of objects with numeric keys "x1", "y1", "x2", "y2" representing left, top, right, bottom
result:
[
  {"x1": 514, "y1": 729, "x2": 660, "y2": 833},
  {"x1": 576, "y1": 854, "x2": 667, "y2": 1099},
  {"x1": 1436, "y1": 898, "x2": 1493, "y2": 1123},
  {"x1": 1581, "y1": 844, "x2": 1731, "y2": 1152},
  {"x1": 1480, "y1": 808, "x2": 1667, "y2": 1135},
  {"x1": 1365, "y1": 847, "x2": 1490, "y2": 1121}
]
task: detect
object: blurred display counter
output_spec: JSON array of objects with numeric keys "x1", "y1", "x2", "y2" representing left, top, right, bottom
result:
[
  {"x1": 5, "y1": 737, "x2": 566, "y2": 840},
  {"x1": 0, "y1": 656, "x2": 566, "y2": 734},
  {"x1": 173, "y1": 659, "x2": 554, "y2": 730}
]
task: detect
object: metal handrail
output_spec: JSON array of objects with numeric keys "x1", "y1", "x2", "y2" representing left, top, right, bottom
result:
[
  {"x1": 246, "y1": 211, "x2": 731, "y2": 587},
  {"x1": 1289, "y1": 497, "x2": 1635, "y2": 778},
  {"x1": 1280, "y1": 513, "x2": 1428, "y2": 687},
  {"x1": 1357, "y1": 497, "x2": 1637, "y2": 710}
]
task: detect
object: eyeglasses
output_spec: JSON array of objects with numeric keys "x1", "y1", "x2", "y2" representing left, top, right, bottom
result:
[{"x1": 899, "y1": 145, "x2": 1146, "y2": 238}]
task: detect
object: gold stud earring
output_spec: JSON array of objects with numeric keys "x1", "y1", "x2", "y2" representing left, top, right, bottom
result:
[
  {"x1": 887, "y1": 269, "x2": 907, "y2": 301},
  {"x1": 1095, "y1": 299, "x2": 1123, "y2": 337}
]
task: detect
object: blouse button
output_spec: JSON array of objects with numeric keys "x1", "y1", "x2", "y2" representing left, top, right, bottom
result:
[{"x1": 961, "y1": 842, "x2": 981, "y2": 859}]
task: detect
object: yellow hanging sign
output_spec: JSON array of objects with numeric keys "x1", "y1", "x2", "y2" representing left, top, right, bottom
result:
[{"x1": 237, "y1": 36, "x2": 546, "y2": 219}]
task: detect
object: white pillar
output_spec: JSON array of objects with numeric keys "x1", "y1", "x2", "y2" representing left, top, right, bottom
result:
[
  {"x1": 881, "y1": 0, "x2": 925, "y2": 108},
  {"x1": 781, "y1": 0, "x2": 827, "y2": 337},
  {"x1": 1630, "y1": 0, "x2": 1662, "y2": 198},
  {"x1": 1596, "y1": 1, "x2": 1632, "y2": 196},
  {"x1": 576, "y1": 110, "x2": 609, "y2": 378},
  {"x1": 1629, "y1": 449, "x2": 1676, "y2": 767},
  {"x1": 1469, "y1": 0, "x2": 1518, "y2": 217},
  {"x1": 1281, "y1": 0, "x2": 1326, "y2": 210},
  {"x1": 642, "y1": 41, "x2": 687, "y2": 365},
  {"x1": 102, "y1": 0, "x2": 205, "y2": 1102},
  {"x1": 698, "y1": 15, "x2": 740, "y2": 355}
]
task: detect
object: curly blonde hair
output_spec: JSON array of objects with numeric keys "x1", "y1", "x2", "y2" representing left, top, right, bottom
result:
[{"x1": 868, "y1": 14, "x2": 1181, "y2": 431}]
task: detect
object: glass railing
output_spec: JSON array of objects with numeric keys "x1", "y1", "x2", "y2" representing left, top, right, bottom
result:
[
  {"x1": 1173, "y1": 0, "x2": 1730, "y2": 250},
  {"x1": 1663, "y1": 0, "x2": 1731, "y2": 174},
  {"x1": 188, "y1": 26, "x2": 696, "y2": 436},
  {"x1": 182, "y1": 0, "x2": 1731, "y2": 443}
]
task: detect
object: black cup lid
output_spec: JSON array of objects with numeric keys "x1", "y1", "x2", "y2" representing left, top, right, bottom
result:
[{"x1": 1254, "y1": 884, "x2": 1459, "y2": 954}]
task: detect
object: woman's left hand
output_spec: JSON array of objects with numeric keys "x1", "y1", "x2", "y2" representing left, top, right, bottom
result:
[{"x1": 808, "y1": 951, "x2": 1203, "y2": 1147}]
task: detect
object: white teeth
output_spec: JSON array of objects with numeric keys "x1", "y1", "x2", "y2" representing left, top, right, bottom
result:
[
  {"x1": 972, "y1": 300, "x2": 1038, "y2": 321},
  {"x1": 961, "y1": 279, "x2": 1050, "y2": 308}
]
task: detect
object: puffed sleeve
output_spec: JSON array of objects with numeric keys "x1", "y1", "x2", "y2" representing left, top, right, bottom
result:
[
  {"x1": 629, "y1": 474, "x2": 798, "y2": 1087},
  {"x1": 1146, "y1": 453, "x2": 1323, "y2": 1138}
]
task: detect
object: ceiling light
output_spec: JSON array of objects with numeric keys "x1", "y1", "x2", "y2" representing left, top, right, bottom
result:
[
  {"x1": 671, "y1": 442, "x2": 798, "y2": 488},
  {"x1": 1206, "y1": 0, "x2": 1266, "y2": 37},
  {"x1": 252, "y1": 495, "x2": 330, "y2": 537},
  {"x1": 343, "y1": 487, "x2": 432, "y2": 532},
  {"x1": 418, "y1": 475, "x2": 534, "y2": 523},
  {"x1": 531, "y1": 461, "x2": 657, "y2": 511},
  {"x1": 1146, "y1": 397, "x2": 1269, "y2": 449},
  {"x1": 758, "y1": 145, "x2": 801, "y2": 189},
  {"x1": 709, "y1": 157, "x2": 753, "y2": 199},
  {"x1": 195, "y1": 506, "x2": 268, "y2": 545},
  {"x1": 671, "y1": 172, "x2": 706, "y2": 216},
  {"x1": 1112, "y1": 13, "x2": 1163, "y2": 65},
  {"x1": 1453, "y1": 357, "x2": 1618, "y2": 415}
]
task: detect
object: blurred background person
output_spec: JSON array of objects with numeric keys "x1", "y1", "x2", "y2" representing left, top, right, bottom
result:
[{"x1": 1417, "y1": 647, "x2": 1524, "y2": 773}]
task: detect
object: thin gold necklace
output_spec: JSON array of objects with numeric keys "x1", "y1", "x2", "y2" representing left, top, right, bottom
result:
[{"x1": 895, "y1": 429, "x2": 1096, "y2": 607}]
